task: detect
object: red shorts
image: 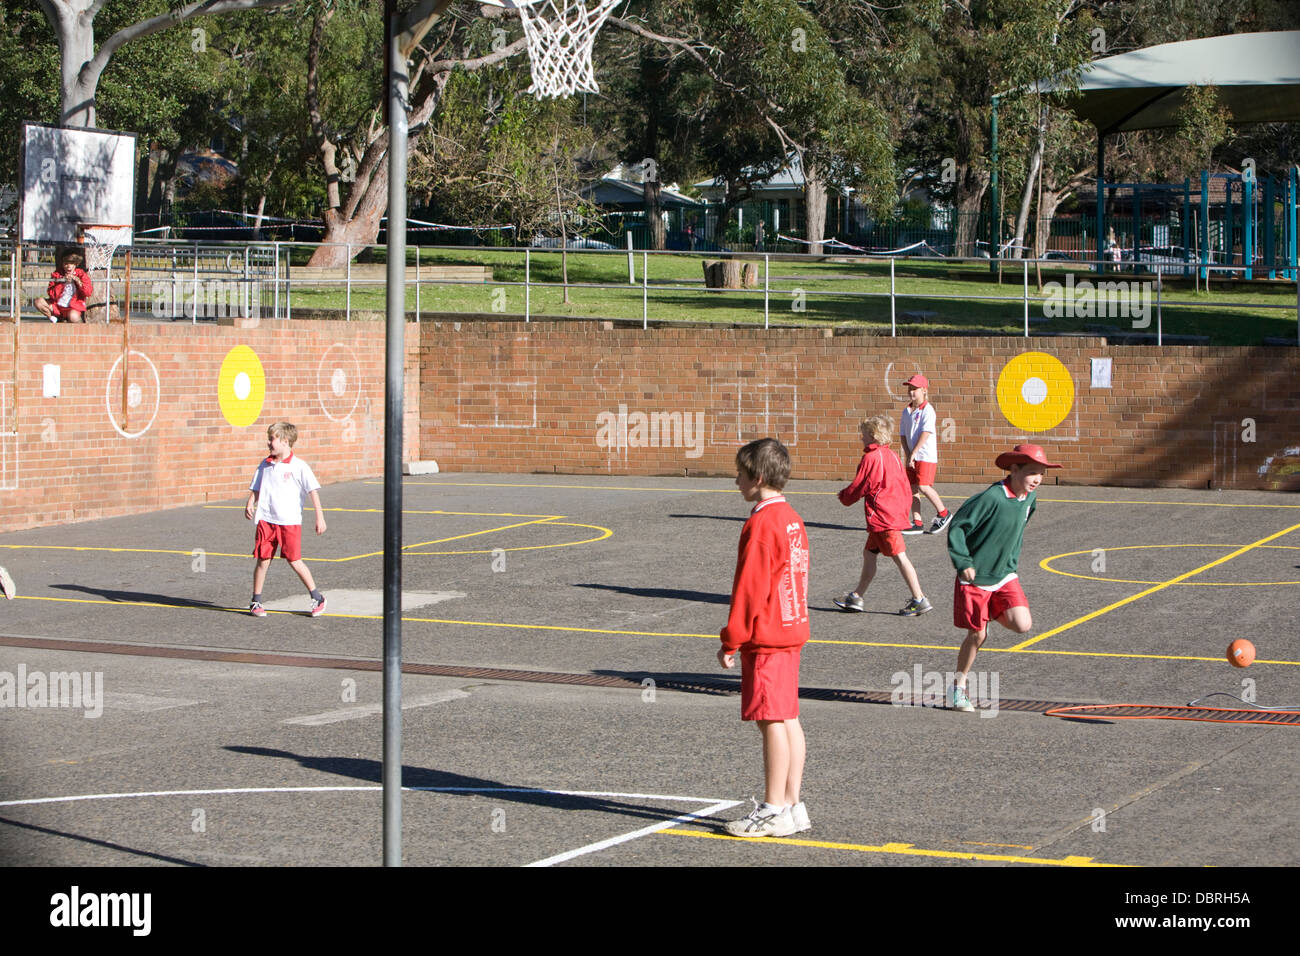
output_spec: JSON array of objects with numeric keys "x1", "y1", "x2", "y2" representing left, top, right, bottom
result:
[
  {"x1": 254, "y1": 520, "x2": 303, "y2": 561},
  {"x1": 953, "y1": 576, "x2": 1028, "y2": 631},
  {"x1": 907, "y1": 461, "x2": 937, "y2": 486},
  {"x1": 740, "y1": 648, "x2": 801, "y2": 721},
  {"x1": 48, "y1": 301, "x2": 79, "y2": 319},
  {"x1": 866, "y1": 529, "x2": 906, "y2": 556}
]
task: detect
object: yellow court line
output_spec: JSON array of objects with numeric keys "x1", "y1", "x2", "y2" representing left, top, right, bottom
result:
[
  {"x1": 13, "y1": 595, "x2": 1298, "y2": 665},
  {"x1": 0, "y1": 545, "x2": 247, "y2": 558},
  {"x1": 1011, "y1": 522, "x2": 1300, "y2": 651},
  {"x1": 202, "y1": 505, "x2": 562, "y2": 518},
  {"x1": 388, "y1": 480, "x2": 1300, "y2": 508},
  {"x1": 1041, "y1": 543, "x2": 1300, "y2": 587},
  {"x1": 338, "y1": 518, "x2": 565, "y2": 561},
  {"x1": 656, "y1": 829, "x2": 1124, "y2": 867},
  {"x1": 1035, "y1": 497, "x2": 1300, "y2": 509},
  {"x1": 1, "y1": 517, "x2": 608, "y2": 564},
  {"x1": 403, "y1": 522, "x2": 613, "y2": 555}
]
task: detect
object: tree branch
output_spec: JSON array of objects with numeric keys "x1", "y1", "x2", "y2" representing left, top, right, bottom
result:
[{"x1": 93, "y1": 0, "x2": 296, "y2": 80}]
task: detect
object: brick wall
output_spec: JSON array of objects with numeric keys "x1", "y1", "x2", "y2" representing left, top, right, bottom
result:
[
  {"x1": 419, "y1": 322, "x2": 1300, "y2": 492},
  {"x1": 0, "y1": 321, "x2": 421, "y2": 532},
  {"x1": 3, "y1": 320, "x2": 1295, "y2": 534}
]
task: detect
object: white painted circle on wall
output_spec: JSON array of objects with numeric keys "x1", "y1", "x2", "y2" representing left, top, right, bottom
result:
[
  {"x1": 105, "y1": 350, "x2": 161, "y2": 439},
  {"x1": 1021, "y1": 377, "x2": 1048, "y2": 406},
  {"x1": 316, "y1": 343, "x2": 362, "y2": 423},
  {"x1": 234, "y1": 371, "x2": 252, "y2": 401}
]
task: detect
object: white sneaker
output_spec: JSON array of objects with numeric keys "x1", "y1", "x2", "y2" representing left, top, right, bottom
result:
[
  {"x1": 0, "y1": 566, "x2": 14, "y2": 600},
  {"x1": 790, "y1": 801, "x2": 811, "y2": 833},
  {"x1": 724, "y1": 801, "x2": 796, "y2": 838}
]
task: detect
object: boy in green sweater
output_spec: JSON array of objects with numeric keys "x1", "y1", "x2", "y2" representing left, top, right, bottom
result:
[{"x1": 946, "y1": 444, "x2": 1061, "y2": 711}]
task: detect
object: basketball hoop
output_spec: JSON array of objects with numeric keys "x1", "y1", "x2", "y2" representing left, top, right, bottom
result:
[
  {"x1": 488, "y1": 0, "x2": 622, "y2": 99},
  {"x1": 78, "y1": 223, "x2": 133, "y2": 273}
]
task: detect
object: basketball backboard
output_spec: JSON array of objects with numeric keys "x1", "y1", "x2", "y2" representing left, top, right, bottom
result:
[{"x1": 19, "y1": 122, "x2": 136, "y2": 245}]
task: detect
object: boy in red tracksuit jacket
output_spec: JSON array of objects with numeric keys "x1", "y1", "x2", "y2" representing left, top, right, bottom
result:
[
  {"x1": 718, "y1": 438, "x2": 811, "y2": 839},
  {"x1": 35, "y1": 250, "x2": 93, "y2": 323},
  {"x1": 833, "y1": 416, "x2": 932, "y2": 616}
]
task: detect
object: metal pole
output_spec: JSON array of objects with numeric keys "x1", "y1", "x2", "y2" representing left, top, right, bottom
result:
[
  {"x1": 642, "y1": 251, "x2": 648, "y2": 329},
  {"x1": 890, "y1": 257, "x2": 896, "y2": 336},
  {"x1": 1023, "y1": 259, "x2": 1029, "y2": 336},
  {"x1": 1096, "y1": 135, "x2": 1106, "y2": 270},
  {"x1": 1157, "y1": 270, "x2": 1162, "y2": 346},
  {"x1": 382, "y1": 2, "x2": 407, "y2": 868},
  {"x1": 345, "y1": 245, "x2": 352, "y2": 321},
  {"x1": 626, "y1": 231, "x2": 634, "y2": 284},
  {"x1": 273, "y1": 242, "x2": 280, "y2": 320},
  {"x1": 763, "y1": 254, "x2": 769, "y2": 329},
  {"x1": 525, "y1": 248, "x2": 530, "y2": 322},
  {"x1": 192, "y1": 244, "x2": 199, "y2": 324},
  {"x1": 415, "y1": 253, "x2": 420, "y2": 322},
  {"x1": 989, "y1": 95, "x2": 999, "y2": 275}
]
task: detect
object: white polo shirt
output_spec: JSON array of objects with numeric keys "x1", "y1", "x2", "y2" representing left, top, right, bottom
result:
[
  {"x1": 249, "y1": 453, "x2": 320, "y2": 526},
  {"x1": 900, "y1": 402, "x2": 938, "y2": 463}
]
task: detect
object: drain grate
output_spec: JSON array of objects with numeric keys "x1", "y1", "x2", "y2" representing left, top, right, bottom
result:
[
  {"x1": 0, "y1": 635, "x2": 1083, "y2": 710},
  {"x1": 1045, "y1": 704, "x2": 1300, "y2": 725}
]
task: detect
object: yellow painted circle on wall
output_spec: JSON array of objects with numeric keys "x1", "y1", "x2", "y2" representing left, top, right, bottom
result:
[
  {"x1": 996, "y1": 352, "x2": 1074, "y2": 432},
  {"x1": 218, "y1": 345, "x2": 266, "y2": 428}
]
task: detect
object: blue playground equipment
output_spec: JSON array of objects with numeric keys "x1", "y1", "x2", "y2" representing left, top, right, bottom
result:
[{"x1": 1090, "y1": 167, "x2": 1298, "y2": 280}]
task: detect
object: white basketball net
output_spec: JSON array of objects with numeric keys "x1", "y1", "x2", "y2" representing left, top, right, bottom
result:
[
  {"x1": 517, "y1": 0, "x2": 621, "y2": 99},
  {"x1": 80, "y1": 225, "x2": 132, "y2": 272}
]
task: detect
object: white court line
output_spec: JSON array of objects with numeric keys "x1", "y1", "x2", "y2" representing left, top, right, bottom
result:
[
  {"x1": 0, "y1": 786, "x2": 733, "y2": 809},
  {"x1": 284, "y1": 689, "x2": 470, "y2": 725},
  {"x1": 525, "y1": 798, "x2": 741, "y2": 867},
  {"x1": 0, "y1": 785, "x2": 739, "y2": 865}
]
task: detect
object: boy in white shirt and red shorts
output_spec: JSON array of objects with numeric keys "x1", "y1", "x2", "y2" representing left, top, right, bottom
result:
[
  {"x1": 900, "y1": 374, "x2": 952, "y2": 534},
  {"x1": 244, "y1": 421, "x2": 328, "y2": 617}
]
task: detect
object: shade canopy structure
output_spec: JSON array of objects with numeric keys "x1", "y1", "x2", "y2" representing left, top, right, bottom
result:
[
  {"x1": 989, "y1": 31, "x2": 1300, "y2": 275},
  {"x1": 1040, "y1": 30, "x2": 1300, "y2": 133}
]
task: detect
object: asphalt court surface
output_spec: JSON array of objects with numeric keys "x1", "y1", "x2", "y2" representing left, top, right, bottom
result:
[{"x1": 1, "y1": 473, "x2": 1297, "y2": 867}]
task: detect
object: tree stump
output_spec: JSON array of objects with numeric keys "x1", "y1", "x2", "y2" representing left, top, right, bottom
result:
[
  {"x1": 86, "y1": 302, "x2": 124, "y2": 323},
  {"x1": 703, "y1": 259, "x2": 759, "y2": 289}
]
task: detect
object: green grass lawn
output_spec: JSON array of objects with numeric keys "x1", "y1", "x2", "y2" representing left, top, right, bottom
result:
[{"x1": 281, "y1": 247, "x2": 1300, "y2": 345}]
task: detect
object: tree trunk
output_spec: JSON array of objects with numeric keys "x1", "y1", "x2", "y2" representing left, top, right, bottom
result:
[
  {"x1": 1011, "y1": 106, "x2": 1047, "y2": 259},
  {"x1": 1035, "y1": 186, "x2": 1066, "y2": 258},
  {"x1": 954, "y1": 166, "x2": 990, "y2": 258},
  {"x1": 803, "y1": 157, "x2": 827, "y2": 256},
  {"x1": 55, "y1": 4, "x2": 99, "y2": 127},
  {"x1": 308, "y1": 195, "x2": 387, "y2": 268},
  {"x1": 645, "y1": 178, "x2": 666, "y2": 251}
]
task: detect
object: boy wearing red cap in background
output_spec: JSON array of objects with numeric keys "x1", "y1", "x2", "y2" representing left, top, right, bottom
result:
[
  {"x1": 945, "y1": 444, "x2": 1061, "y2": 712},
  {"x1": 900, "y1": 374, "x2": 951, "y2": 535}
]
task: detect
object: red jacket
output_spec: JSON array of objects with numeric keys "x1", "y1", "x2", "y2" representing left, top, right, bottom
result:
[
  {"x1": 720, "y1": 495, "x2": 810, "y2": 654},
  {"x1": 837, "y1": 442, "x2": 912, "y2": 532},
  {"x1": 47, "y1": 268, "x2": 93, "y2": 312}
]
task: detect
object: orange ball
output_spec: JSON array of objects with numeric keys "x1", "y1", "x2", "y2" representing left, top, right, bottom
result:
[{"x1": 1227, "y1": 639, "x2": 1255, "y2": 668}]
